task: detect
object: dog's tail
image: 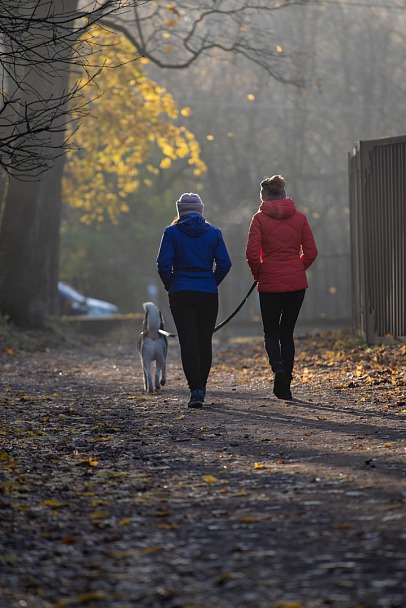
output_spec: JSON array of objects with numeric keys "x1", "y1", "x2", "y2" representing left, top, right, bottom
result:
[{"x1": 142, "y1": 302, "x2": 161, "y2": 339}]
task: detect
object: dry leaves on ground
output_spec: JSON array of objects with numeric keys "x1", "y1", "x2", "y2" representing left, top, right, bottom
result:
[{"x1": 0, "y1": 329, "x2": 405, "y2": 608}]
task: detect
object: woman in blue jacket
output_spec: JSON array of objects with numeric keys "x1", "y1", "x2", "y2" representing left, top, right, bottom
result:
[{"x1": 157, "y1": 193, "x2": 232, "y2": 408}]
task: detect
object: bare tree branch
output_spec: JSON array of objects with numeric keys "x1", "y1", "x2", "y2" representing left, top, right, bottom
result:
[
  {"x1": 0, "y1": 0, "x2": 140, "y2": 179},
  {"x1": 103, "y1": 0, "x2": 310, "y2": 84}
]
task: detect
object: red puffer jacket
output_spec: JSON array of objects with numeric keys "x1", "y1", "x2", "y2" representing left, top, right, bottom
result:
[{"x1": 246, "y1": 198, "x2": 318, "y2": 292}]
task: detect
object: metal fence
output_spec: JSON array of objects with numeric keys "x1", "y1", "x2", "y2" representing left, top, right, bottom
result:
[{"x1": 349, "y1": 134, "x2": 406, "y2": 342}]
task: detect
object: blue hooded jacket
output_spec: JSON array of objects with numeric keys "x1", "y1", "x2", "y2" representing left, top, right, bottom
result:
[{"x1": 157, "y1": 214, "x2": 232, "y2": 293}]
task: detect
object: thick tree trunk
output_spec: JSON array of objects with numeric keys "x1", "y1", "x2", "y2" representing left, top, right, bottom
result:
[
  {"x1": 0, "y1": 0, "x2": 78, "y2": 328},
  {"x1": 0, "y1": 160, "x2": 64, "y2": 327}
]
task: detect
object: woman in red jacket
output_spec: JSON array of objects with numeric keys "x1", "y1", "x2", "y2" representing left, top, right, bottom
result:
[{"x1": 246, "y1": 175, "x2": 318, "y2": 400}]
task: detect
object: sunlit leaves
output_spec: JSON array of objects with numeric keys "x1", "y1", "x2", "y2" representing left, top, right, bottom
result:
[
  {"x1": 211, "y1": 331, "x2": 406, "y2": 410},
  {"x1": 160, "y1": 157, "x2": 172, "y2": 169},
  {"x1": 63, "y1": 26, "x2": 206, "y2": 224}
]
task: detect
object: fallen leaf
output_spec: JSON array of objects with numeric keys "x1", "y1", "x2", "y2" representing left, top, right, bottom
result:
[
  {"x1": 118, "y1": 517, "x2": 132, "y2": 526},
  {"x1": 89, "y1": 510, "x2": 110, "y2": 520},
  {"x1": 202, "y1": 475, "x2": 218, "y2": 483},
  {"x1": 77, "y1": 591, "x2": 107, "y2": 603},
  {"x1": 42, "y1": 499, "x2": 63, "y2": 508}
]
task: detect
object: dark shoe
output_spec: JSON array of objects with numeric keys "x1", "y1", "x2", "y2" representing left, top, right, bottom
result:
[
  {"x1": 284, "y1": 373, "x2": 293, "y2": 400},
  {"x1": 188, "y1": 389, "x2": 205, "y2": 408},
  {"x1": 284, "y1": 383, "x2": 293, "y2": 400},
  {"x1": 273, "y1": 372, "x2": 286, "y2": 399}
]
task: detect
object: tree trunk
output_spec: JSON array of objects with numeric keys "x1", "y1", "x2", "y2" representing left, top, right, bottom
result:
[
  {"x1": 0, "y1": 159, "x2": 64, "y2": 327},
  {"x1": 0, "y1": 0, "x2": 78, "y2": 328}
]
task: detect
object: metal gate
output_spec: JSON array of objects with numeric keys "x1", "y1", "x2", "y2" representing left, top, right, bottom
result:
[{"x1": 349, "y1": 134, "x2": 406, "y2": 342}]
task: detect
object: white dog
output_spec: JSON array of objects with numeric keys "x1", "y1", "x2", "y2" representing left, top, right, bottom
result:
[{"x1": 138, "y1": 302, "x2": 169, "y2": 393}]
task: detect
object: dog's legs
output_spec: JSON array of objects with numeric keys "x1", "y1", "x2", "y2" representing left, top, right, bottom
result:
[
  {"x1": 140, "y1": 339, "x2": 157, "y2": 393},
  {"x1": 158, "y1": 336, "x2": 167, "y2": 388},
  {"x1": 138, "y1": 353, "x2": 147, "y2": 391},
  {"x1": 154, "y1": 362, "x2": 161, "y2": 391},
  {"x1": 141, "y1": 359, "x2": 149, "y2": 392},
  {"x1": 155, "y1": 341, "x2": 167, "y2": 390},
  {"x1": 144, "y1": 360, "x2": 154, "y2": 393},
  {"x1": 143, "y1": 368, "x2": 149, "y2": 392},
  {"x1": 160, "y1": 361, "x2": 166, "y2": 387}
]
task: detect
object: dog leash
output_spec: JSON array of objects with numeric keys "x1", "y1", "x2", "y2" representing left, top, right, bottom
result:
[
  {"x1": 159, "y1": 280, "x2": 257, "y2": 337},
  {"x1": 213, "y1": 280, "x2": 257, "y2": 333},
  {"x1": 158, "y1": 329, "x2": 177, "y2": 338}
]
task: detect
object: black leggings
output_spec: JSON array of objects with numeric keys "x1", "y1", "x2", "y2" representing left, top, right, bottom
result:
[
  {"x1": 259, "y1": 290, "x2": 305, "y2": 375},
  {"x1": 169, "y1": 291, "x2": 218, "y2": 391}
]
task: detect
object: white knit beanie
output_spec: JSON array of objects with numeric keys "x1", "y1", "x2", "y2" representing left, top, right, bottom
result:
[{"x1": 176, "y1": 193, "x2": 204, "y2": 217}]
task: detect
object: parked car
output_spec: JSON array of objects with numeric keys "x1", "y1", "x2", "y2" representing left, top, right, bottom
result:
[{"x1": 58, "y1": 282, "x2": 119, "y2": 317}]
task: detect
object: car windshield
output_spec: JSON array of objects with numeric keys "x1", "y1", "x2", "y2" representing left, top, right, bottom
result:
[{"x1": 58, "y1": 283, "x2": 85, "y2": 300}]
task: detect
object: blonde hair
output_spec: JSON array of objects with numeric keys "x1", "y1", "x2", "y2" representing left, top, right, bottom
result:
[{"x1": 260, "y1": 174, "x2": 287, "y2": 201}]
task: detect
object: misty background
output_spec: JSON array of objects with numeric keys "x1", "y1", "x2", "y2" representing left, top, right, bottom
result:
[{"x1": 58, "y1": 1, "x2": 406, "y2": 335}]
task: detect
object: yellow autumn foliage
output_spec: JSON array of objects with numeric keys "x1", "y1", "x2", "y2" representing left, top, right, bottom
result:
[{"x1": 63, "y1": 26, "x2": 206, "y2": 224}]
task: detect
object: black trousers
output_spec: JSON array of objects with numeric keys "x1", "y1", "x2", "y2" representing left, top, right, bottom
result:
[
  {"x1": 169, "y1": 291, "x2": 218, "y2": 391},
  {"x1": 259, "y1": 290, "x2": 305, "y2": 375}
]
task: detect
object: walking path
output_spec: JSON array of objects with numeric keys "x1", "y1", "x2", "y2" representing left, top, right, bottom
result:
[{"x1": 1, "y1": 331, "x2": 405, "y2": 608}]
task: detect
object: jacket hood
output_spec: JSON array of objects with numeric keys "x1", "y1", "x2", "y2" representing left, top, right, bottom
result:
[
  {"x1": 176, "y1": 213, "x2": 210, "y2": 237},
  {"x1": 260, "y1": 198, "x2": 296, "y2": 220}
]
